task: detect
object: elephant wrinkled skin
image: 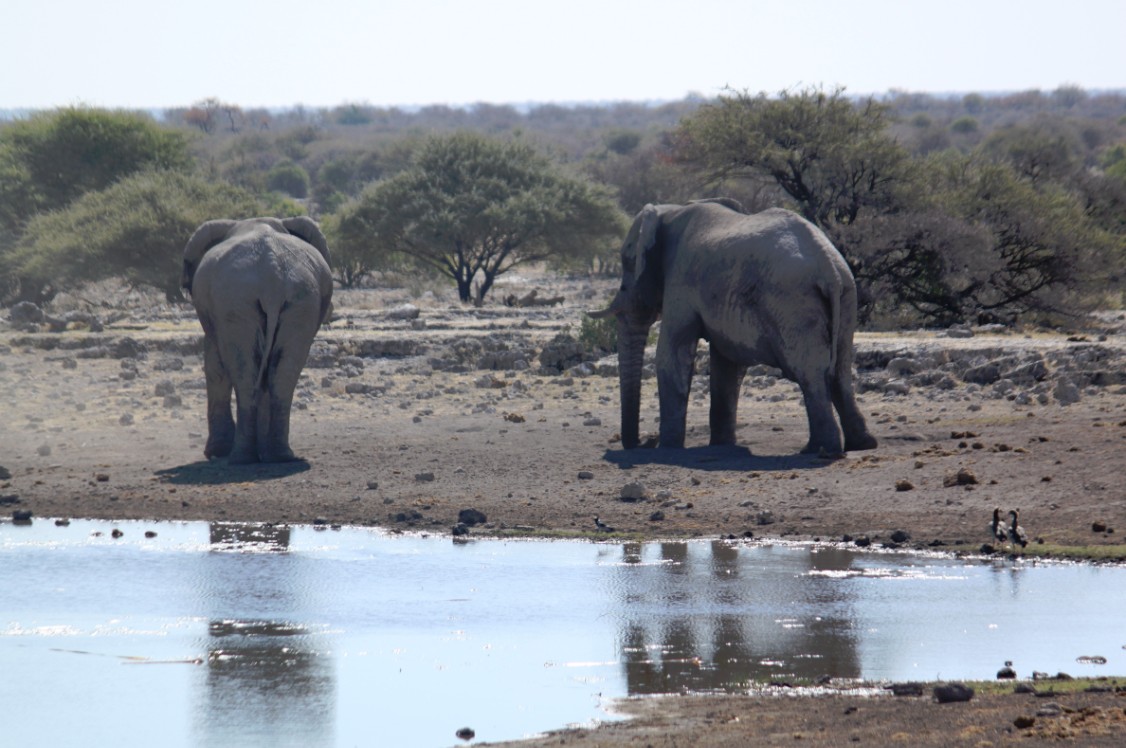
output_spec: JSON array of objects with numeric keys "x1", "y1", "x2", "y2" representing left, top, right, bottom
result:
[
  {"x1": 181, "y1": 217, "x2": 333, "y2": 464},
  {"x1": 593, "y1": 199, "x2": 876, "y2": 456}
]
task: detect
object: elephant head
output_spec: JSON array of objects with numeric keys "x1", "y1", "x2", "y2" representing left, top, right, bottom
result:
[
  {"x1": 181, "y1": 217, "x2": 331, "y2": 299},
  {"x1": 590, "y1": 204, "x2": 665, "y2": 449}
]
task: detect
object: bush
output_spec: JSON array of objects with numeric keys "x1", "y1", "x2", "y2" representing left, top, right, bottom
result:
[
  {"x1": 266, "y1": 159, "x2": 310, "y2": 198},
  {"x1": 578, "y1": 313, "x2": 618, "y2": 354}
]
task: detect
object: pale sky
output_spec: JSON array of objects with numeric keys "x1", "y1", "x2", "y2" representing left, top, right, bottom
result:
[{"x1": 4, "y1": 0, "x2": 1124, "y2": 111}]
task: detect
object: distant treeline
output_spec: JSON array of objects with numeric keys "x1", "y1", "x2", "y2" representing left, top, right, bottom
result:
[{"x1": 2, "y1": 86, "x2": 1124, "y2": 325}]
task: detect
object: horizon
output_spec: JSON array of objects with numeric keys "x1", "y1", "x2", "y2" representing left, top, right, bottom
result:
[{"x1": 4, "y1": 0, "x2": 1123, "y2": 112}]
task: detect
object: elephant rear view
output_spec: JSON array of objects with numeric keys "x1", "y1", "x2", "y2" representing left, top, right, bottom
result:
[
  {"x1": 182, "y1": 217, "x2": 333, "y2": 464},
  {"x1": 592, "y1": 199, "x2": 876, "y2": 456}
]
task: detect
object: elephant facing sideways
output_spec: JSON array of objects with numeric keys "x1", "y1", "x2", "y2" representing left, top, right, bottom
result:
[
  {"x1": 592, "y1": 199, "x2": 876, "y2": 456},
  {"x1": 181, "y1": 217, "x2": 333, "y2": 464}
]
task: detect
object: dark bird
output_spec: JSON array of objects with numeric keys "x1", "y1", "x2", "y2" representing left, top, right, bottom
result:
[
  {"x1": 1008, "y1": 510, "x2": 1028, "y2": 548},
  {"x1": 990, "y1": 508, "x2": 1009, "y2": 545},
  {"x1": 594, "y1": 516, "x2": 614, "y2": 533}
]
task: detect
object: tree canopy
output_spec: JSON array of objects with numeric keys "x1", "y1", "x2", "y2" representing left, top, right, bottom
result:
[
  {"x1": 334, "y1": 133, "x2": 625, "y2": 303},
  {"x1": 0, "y1": 108, "x2": 193, "y2": 233},
  {"x1": 4, "y1": 171, "x2": 263, "y2": 303}
]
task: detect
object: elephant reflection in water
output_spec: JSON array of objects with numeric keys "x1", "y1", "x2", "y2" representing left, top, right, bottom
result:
[
  {"x1": 193, "y1": 524, "x2": 333, "y2": 744},
  {"x1": 612, "y1": 541, "x2": 861, "y2": 694}
]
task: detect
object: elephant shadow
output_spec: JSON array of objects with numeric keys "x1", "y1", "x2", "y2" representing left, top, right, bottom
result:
[
  {"x1": 602, "y1": 444, "x2": 834, "y2": 473},
  {"x1": 155, "y1": 459, "x2": 311, "y2": 486}
]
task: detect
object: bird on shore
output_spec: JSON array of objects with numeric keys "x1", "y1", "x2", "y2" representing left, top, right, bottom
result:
[
  {"x1": 1008, "y1": 509, "x2": 1028, "y2": 548},
  {"x1": 594, "y1": 515, "x2": 615, "y2": 533},
  {"x1": 990, "y1": 508, "x2": 1009, "y2": 545}
]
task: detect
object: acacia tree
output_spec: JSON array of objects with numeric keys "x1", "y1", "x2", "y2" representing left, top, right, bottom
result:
[
  {"x1": 4, "y1": 171, "x2": 262, "y2": 303},
  {"x1": 335, "y1": 132, "x2": 625, "y2": 303},
  {"x1": 672, "y1": 86, "x2": 913, "y2": 229}
]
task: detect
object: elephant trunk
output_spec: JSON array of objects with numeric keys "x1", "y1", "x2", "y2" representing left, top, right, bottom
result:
[{"x1": 617, "y1": 321, "x2": 649, "y2": 449}]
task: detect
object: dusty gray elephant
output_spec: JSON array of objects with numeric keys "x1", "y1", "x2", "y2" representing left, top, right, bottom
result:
[
  {"x1": 181, "y1": 217, "x2": 333, "y2": 464},
  {"x1": 591, "y1": 199, "x2": 876, "y2": 456}
]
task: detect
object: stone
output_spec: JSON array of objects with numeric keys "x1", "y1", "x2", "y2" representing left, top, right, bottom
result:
[
  {"x1": 890, "y1": 529, "x2": 911, "y2": 543},
  {"x1": 933, "y1": 683, "x2": 974, "y2": 703},
  {"x1": 458, "y1": 508, "x2": 487, "y2": 526},
  {"x1": 620, "y1": 482, "x2": 647, "y2": 502}
]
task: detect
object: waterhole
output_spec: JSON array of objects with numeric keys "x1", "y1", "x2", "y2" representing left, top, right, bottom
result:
[{"x1": 2, "y1": 519, "x2": 1123, "y2": 747}]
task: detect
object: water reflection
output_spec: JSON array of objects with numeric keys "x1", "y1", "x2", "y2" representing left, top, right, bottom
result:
[
  {"x1": 197, "y1": 619, "x2": 334, "y2": 748},
  {"x1": 609, "y1": 541, "x2": 862, "y2": 693},
  {"x1": 3, "y1": 520, "x2": 1124, "y2": 748},
  {"x1": 194, "y1": 524, "x2": 334, "y2": 748}
]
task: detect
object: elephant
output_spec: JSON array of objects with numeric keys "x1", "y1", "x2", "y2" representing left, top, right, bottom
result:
[
  {"x1": 181, "y1": 217, "x2": 333, "y2": 464},
  {"x1": 591, "y1": 199, "x2": 876, "y2": 456}
]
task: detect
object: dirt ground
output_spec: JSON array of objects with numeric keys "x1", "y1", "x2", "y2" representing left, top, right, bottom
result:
[{"x1": 2, "y1": 275, "x2": 1125, "y2": 746}]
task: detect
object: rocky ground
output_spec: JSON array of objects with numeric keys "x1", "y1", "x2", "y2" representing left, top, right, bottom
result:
[{"x1": 2, "y1": 273, "x2": 1125, "y2": 746}]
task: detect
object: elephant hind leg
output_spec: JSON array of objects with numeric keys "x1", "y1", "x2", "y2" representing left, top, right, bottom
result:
[
  {"x1": 797, "y1": 370, "x2": 844, "y2": 456},
  {"x1": 830, "y1": 372, "x2": 877, "y2": 451},
  {"x1": 708, "y1": 350, "x2": 746, "y2": 447},
  {"x1": 202, "y1": 334, "x2": 236, "y2": 459}
]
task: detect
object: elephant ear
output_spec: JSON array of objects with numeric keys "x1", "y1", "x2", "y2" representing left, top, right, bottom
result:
[
  {"x1": 282, "y1": 216, "x2": 331, "y2": 268},
  {"x1": 632, "y1": 204, "x2": 662, "y2": 281},
  {"x1": 181, "y1": 220, "x2": 236, "y2": 296}
]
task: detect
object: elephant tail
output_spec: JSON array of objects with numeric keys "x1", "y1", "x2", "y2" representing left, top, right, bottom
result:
[
  {"x1": 255, "y1": 301, "x2": 281, "y2": 393},
  {"x1": 822, "y1": 273, "x2": 843, "y2": 374}
]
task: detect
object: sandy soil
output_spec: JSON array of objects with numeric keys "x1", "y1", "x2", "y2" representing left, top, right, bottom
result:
[{"x1": 3, "y1": 275, "x2": 1125, "y2": 746}]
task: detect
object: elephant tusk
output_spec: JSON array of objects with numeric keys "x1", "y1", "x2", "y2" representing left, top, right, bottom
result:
[{"x1": 587, "y1": 307, "x2": 618, "y2": 319}]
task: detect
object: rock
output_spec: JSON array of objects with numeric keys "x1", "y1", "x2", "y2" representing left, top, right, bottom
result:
[
  {"x1": 756, "y1": 510, "x2": 776, "y2": 526},
  {"x1": 577, "y1": 471, "x2": 594, "y2": 480},
  {"x1": 1014, "y1": 683, "x2": 1037, "y2": 694},
  {"x1": 1053, "y1": 379, "x2": 1081, "y2": 405},
  {"x1": 9, "y1": 301, "x2": 46, "y2": 326},
  {"x1": 620, "y1": 482, "x2": 647, "y2": 502},
  {"x1": 452, "y1": 523, "x2": 470, "y2": 537},
  {"x1": 648, "y1": 511, "x2": 665, "y2": 522},
  {"x1": 154, "y1": 380, "x2": 176, "y2": 396},
  {"x1": 1013, "y1": 715, "x2": 1036, "y2": 729},
  {"x1": 458, "y1": 508, "x2": 487, "y2": 526},
  {"x1": 119, "y1": 413, "x2": 135, "y2": 426},
  {"x1": 853, "y1": 536, "x2": 871, "y2": 548},
  {"x1": 1035, "y1": 702, "x2": 1063, "y2": 717},
  {"x1": 0, "y1": 465, "x2": 11, "y2": 480},
  {"x1": 36, "y1": 444, "x2": 51, "y2": 457},
  {"x1": 386, "y1": 303, "x2": 420, "y2": 321},
  {"x1": 366, "y1": 480, "x2": 379, "y2": 490},
  {"x1": 890, "y1": 529, "x2": 911, "y2": 543},
  {"x1": 943, "y1": 468, "x2": 978, "y2": 487},
  {"x1": 1092, "y1": 520, "x2": 1108, "y2": 532},
  {"x1": 883, "y1": 379, "x2": 911, "y2": 395},
  {"x1": 887, "y1": 682, "x2": 924, "y2": 697},
  {"x1": 895, "y1": 479, "x2": 914, "y2": 492},
  {"x1": 12, "y1": 509, "x2": 33, "y2": 523},
  {"x1": 997, "y1": 662, "x2": 1017, "y2": 679},
  {"x1": 933, "y1": 683, "x2": 974, "y2": 703},
  {"x1": 414, "y1": 471, "x2": 435, "y2": 482},
  {"x1": 163, "y1": 395, "x2": 182, "y2": 409}
]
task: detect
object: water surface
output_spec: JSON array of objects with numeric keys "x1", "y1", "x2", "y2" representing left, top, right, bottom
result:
[{"x1": 1, "y1": 519, "x2": 1122, "y2": 747}]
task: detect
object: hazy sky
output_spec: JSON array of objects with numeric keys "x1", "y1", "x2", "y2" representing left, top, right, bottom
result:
[{"x1": 5, "y1": 0, "x2": 1124, "y2": 110}]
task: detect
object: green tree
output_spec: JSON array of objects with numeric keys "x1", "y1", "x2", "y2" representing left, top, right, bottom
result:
[
  {"x1": 3, "y1": 171, "x2": 262, "y2": 303},
  {"x1": 334, "y1": 132, "x2": 625, "y2": 304},
  {"x1": 672, "y1": 86, "x2": 913, "y2": 229},
  {"x1": 0, "y1": 107, "x2": 192, "y2": 232}
]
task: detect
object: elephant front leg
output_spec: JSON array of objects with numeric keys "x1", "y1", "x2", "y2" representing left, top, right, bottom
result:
[
  {"x1": 655, "y1": 330, "x2": 698, "y2": 448},
  {"x1": 203, "y1": 335, "x2": 236, "y2": 459},
  {"x1": 708, "y1": 350, "x2": 746, "y2": 447}
]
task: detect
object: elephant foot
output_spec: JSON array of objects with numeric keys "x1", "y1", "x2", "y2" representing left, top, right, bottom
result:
[
  {"x1": 228, "y1": 445, "x2": 259, "y2": 465},
  {"x1": 261, "y1": 448, "x2": 298, "y2": 463},
  {"x1": 801, "y1": 441, "x2": 844, "y2": 458},
  {"x1": 204, "y1": 437, "x2": 234, "y2": 459},
  {"x1": 845, "y1": 433, "x2": 879, "y2": 451}
]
